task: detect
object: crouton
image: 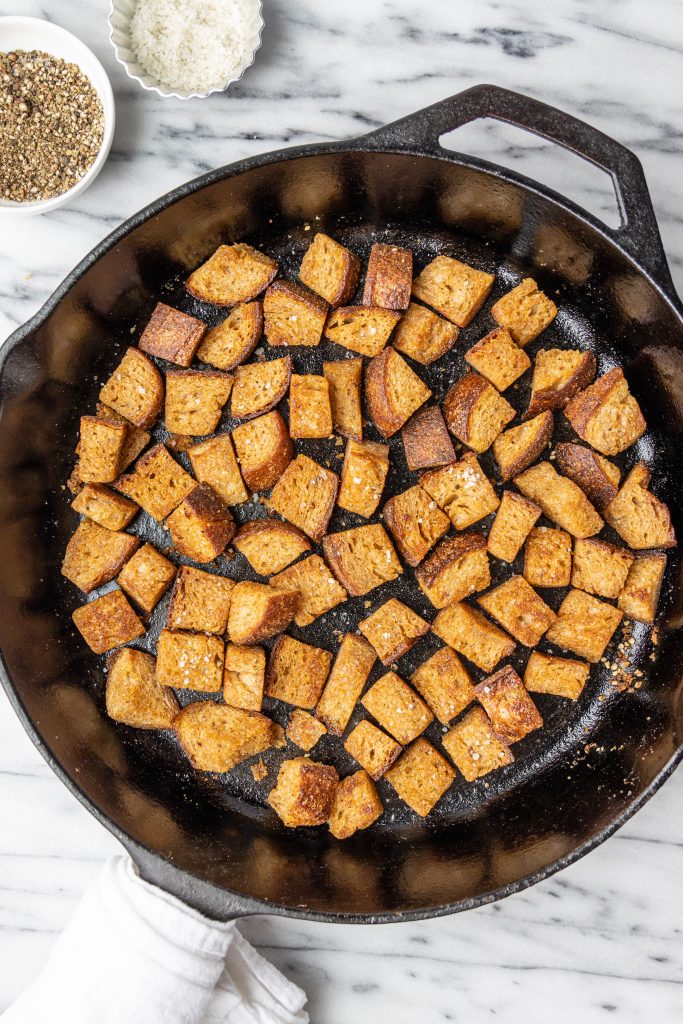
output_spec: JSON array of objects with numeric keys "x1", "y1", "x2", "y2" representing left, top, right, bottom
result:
[
  {"x1": 289, "y1": 374, "x2": 333, "y2": 438},
  {"x1": 175, "y1": 700, "x2": 277, "y2": 773},
  {"x1": 167, "y1": 565, "x2": 235, "y2": 634},
  {"x1": 323, "y1": 358, "x2": 363, "y2": 440},
  {"x1": 227, "y1": 581, "x2": 299, "y2": 645},
  {"x1": 263, "y1": 280, "x2": 328, "y2": 348},
  {"x1": 328, "y1": 770, "x2": 383, "y2": 839},
  {"x1": 71, "y1": 483, "x2": 139, "y2": 532},
  {"x1": 96, "y1": 403, "x2": 151, "y2": 471},
  {"x1": 188, "y1": 433, "x2": 249, "y2": 507},
  {"x1": 156, "y1": 629, "x2": 224, "y2": 691},
  {"x1": 555, "y1": 442, "x2": 620, "y2": 513},
  {"x1": 432, "y1": 602, "x2": 516, "y2": 672},
  {"x1": 271, "y1": 554, "x2": 347, "y2": 626},
  {"x1": 223, "y1": 643, "x2": 266, "y2": 710},
  {"x1": 115, "y1": 444, "x2": 195, "y2": 521},
  {"x1": 316, "y1": 634, "x2": 376, "y2": 735},
  {"x1": 410, "y1": 646, "x2": 475, "y2": 724},
  {"x1": 323, "y1": 523, "x2": 402, "y2": 597},
  {"x1": 392, "y1": 302, "x2": 459, "y2": 365},
  {"x1": 106, "y1": 648, "x2": 178, "y2": 729},
  {"x1": 523, "y1": 527, "x2": 572, "y2": 588},
  {"x1": 412, "y1": 255, "x2": 495, "y2": 327},
  {"x1": 492, "y1": 411, "x2": 554, "y2": 481},
  {"x1": 266, "y1": 635, "x2": 333, "y2": 708},
  {"x1": 604, "y1": 463, "x2": 676, "y2": 549},
  {"x1": 166, "y1": 484, "x2": 235, "y2": 562},
  {"x1": 358, "y1": 599, "x2": 430, "y2": 665},
  {"x1": 465, "y1": 327, "x2": 531, "y2": 391},
  {"x1": 477, "y1": 575, "x2": 556, "y2": 647},
  {"x1": 268, "y1": 757, "x2": 339, "y2": 827},
  {"x1": 383, "y1": 484, "x2": 450, "y2": 567},
  {"x1": 526, "y1": 348, "x2": 596, "y2": 418},
  {"x1": 232, "y1": 411, "x2": 292, "y2": 493},
  {"x1": 77, "y1": 416, "x2": 127, "y2": 483},
  {"x1": 420, "y1": 453, "x2": 499, "y2": 530},
  {"x1": 186, "y1": 243, "x2": 278, "y2": 306},
  {"x1": 234, "y1": 519, "x2": 310, "y2": 576},
  {"x1": 286, "y1": 709, "x2": 328, "y2": 752},
  {"x1": 444, "y1": 373, "x2": 516, "y2": 455},
  {"x1": 344, "y1": 720, "x2": 402, "y2": 780},
  {"x1": 415, "y1": 533, "x2": 491, "y2": 609},
  {"x1": 299, "y1": 232, "x2": 360, "y2": 307},
  {"x1": 401, "y1": 405, "x2": 456, "y2": 471},
  {"x1": 384, "y1": 738, "x2": 455, "y2": 816},
  {"x1": 196, "y1": 301, "x2": 263, "y2": 370},
  {"x1": 338, "y1": 439, "x2": 389, "y2": 518},
  {"x1": 62, "y1": 519, "x2": 140, "y2": 594},
  {"x1": 362, "y1": 242, "x2": 413, "y2": 309},
  {"x1": 139, "y1": 302, "x2": 206, "y2": 366},
  {"x1": 231, "y1": 355, "x2": 292, "y2": 420},
  {"x1": 571, "y1": 538, "x2": 634, "y2": 599},
  {"x1": 324, "y1": 305, "x2": 401, "y2": 357},
  {"x1": 514, "y1": 461, "x2": 603, "y2": 538},
  {"x1": 268, "y1": 454, "x2": 339, "y2": 541},
  {"x1": 474, "y1": 665, "x2": 542, "y2": 744},
  {"x1": 72, "y1": 589, "x2": 145, "y2": 654},
  {"x1": 442, "y1": 706, "x2": 513, "y2": 781},
  {"x1": 361, "y1": 670, "x2": 433, "y2": 744},
  {"x1": 365, "y1": 347, "x2": 432, "y2": 438},
  {"x1": 250, "y1": 760, "x2": 268, "y2": 782},
  {"x1": 99, "y1": 348, "x2": 164, "y2": 429},
  {"x1": 617, "y1": 553, "x2": 667, "y2": 623},
  {"x1": 116, "y1": 543, "x2": 176, "y2": 613},
  {"x1": 545, "y1": 589, "x2": 623, "y2": 663},
  {"x1": 490, "y1": 278, "x2": 557, "y2": 346},
  {"x1": 164, "y1": 370, "x2": 233, "y2": 435},
  {"x1": 564, "y1": 367, "x2": 646, "y2": 456},
  {"x1": 487, "y1": 491, "x2": 541, "y2": 563},
  {"x1": 524, "y1": 651, "x2": 590, "y2": 700}
]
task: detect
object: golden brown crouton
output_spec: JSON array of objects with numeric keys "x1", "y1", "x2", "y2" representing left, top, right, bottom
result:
[
  {"x1": 77, "y1": 416, "x2": 127, "y2": 483},
  {"x1": 99, "y1": 348, "x2": 164, "y2": 429},
  {"x1": 420, "y1": 453, "x2": 499, "y2": 530},
  {"x1": 139, "y1": 302, "x2": 206, "y2": 366},
  {"x1": 263, "y1": 280, "x2": 328, "y2": 347},
  {"x1": 571, "y1": 538, "x2": 634, "y2": 599},
  {"x1": 268, "y1": 454, "x2": 339, "y2": 541},
  {"x1": 166, "y1": 484, "x2": 235, "y2": 562},
  {"x1": 232, "y1": 410, "x2": 293, "y2": 493},
  {"x1": 490, "y1": 277, "x2": 558, "y2": 346},
  {"x1": 442, "y1": 706, "x2": 513, "y2": 781},
  {"x1": 492, "y1": 411, "x2": 554, "y2": 482},
  {"x1": 465, "y1": 327, "x2": 531, "y2": 391},
  {"x1": 116, "y1": 543, "x2": 176, "y2": 613},
  {"x1": 324, "y1": 305, "x2": 401, "y2": 357},
  {"x1": 72, "y1": 484, "x2": 139, "y2": 532},
  {"x1": 266, "y1": 635, "x2": 333, "y2": 708},
  {"x1": 227, "y1": 581, "x2": 299, "y2": 645},
  {"x1": 164, "y1": 370, "x2": 233, "y2": 436},
  {"x1": 268, "y1": 757, "x2": 339, "y2": 827},
  {"x1": 410, "y1": 646, "x2": 475, "y2": 725},
  {"x1": 344, "y1": 720, "x2": 402, "y2": 780},
  {"x1": 186, "y1": 243, "x2": 278, "y2": 306},
  {"x1": 359, "y1": 598, "x2": 430, "y2": 665},
  {"x1": 323, "y1": 358, "x2": 363, "y2": 440},
  {"x1": 384, "y1": 738, "x2": 455, "y2": 816},
  {"x1": 250, "y1": 760, "x2": 268, "y2": 782},
  {"x1": 72, "y1": 589, "x2": 145, "y2": 654},
  {"x1": 443, "y1": 372, "x2": 516, "y2": 454},
  {"x1": 545, "y1": 588, "x2": 623, "y2": 663},
  {"x1": 523, "y1": 527, "x2": 572, "y2": 588},
  {"x1": 401, "y1": 405, "x2": 456, "y2": 471},
  {"x1": 392, "y1": 302, "x2": 459, "y2": 364},
  {"x1": 167, "y1": 565, "x2": 235, "y2": 634},
  {"x1": 383, "y1": 484, "x2": 450, "y2": 567},
  {"x1": 617, "y1": 553, "x2": 667, "y2": 623},
  {"x1": 474, "y1": 665, "x2": 543, "y2": 744},
  {"x1": 361, "y1": 670, "x2": 433, "y2": 744},
  {"x1": 514, "y1": 461, "x2": 603, "y2": 538},
  {"x1": 432, "y1": 601, "x2": 516, "y2": 672},
  {"x1": 188, "y1": 433, "x2": 249, "y2": 507},
  {"x1": 555, "y1": 442, "x2": 620, "y2": 513},
  {"x1": 286, "y1": 709, "x2": 328, "y2": 752},
  {"x1": 415, "y1": 533, "x2": 491, "y2": 609},
  {"x1": 526, "y1": 348, "x2": 596, "y2": 418},
  {"x1": 328, "y1": 770, "x2": 383, "y2": 839},
  {"x1": 316, "y1": 634, "x2": 376, "y2": 735},
  {"x1": 604, "y1": 464, "x2": 676, "y2": 549},
  {"x1": 271, "y1": 554, "x2": 347, "y2": 626},
  {"x1": 477, "y1": 575, "x2": 556, "y2": 647},
  {"x1": 362, "y1": 243, "x2": 413, "y2": 309},
  {"x1": 234, "y1": 519, "x2": 310, "y2": 576},
  {"x1": 106, "y1": 648, "x2": 178, "y2": 729},
  {"x1": 288, "y1": 374, "x2": 333, "y2": 438},
  {"x1": 565, "y1": 367, "x2": 646, "y2": 456},
  {"x1": 323, "y1": 523, "x2": 403, "y2": 597},
  {"x1": 487, "y1": 491, "x2": 541, "y2": 563},
  {"x1": 115, "y1": 444, "x2": 196, "y2": 521},
  {"x1": 230, "y1": 355, "x2": 292, "y2": 420},
  {"x1": 62, "y1": 519, "x2": 140, "y2": 594},
  {"x1": 299, "y1": 233, "x2": 360, "y2": 307},
  {"x1": 365, "y1": 347, "x2": 432, "y2": 438},
  {"x1": 223, "y1": 643, "x2": 266, "y2": 710},
  {"x1": 96, "y1": 403, "x2": 151, "y2": 472},
  {"x1": 412, "y1": 255, "x2": 495, "y2": 327},
  {"x1": 338, "y1": 439, "x2": 389, "y2": 518},
  {"x1": 175, "y1": 700, "x2": 277, "y2": 773},
  {"x1": 196, "y1": 301, "x2": 263, "y2": 370},
  {"x1": 156, "y1": 629, "x2": 224, "y2": 691},
  {"x1": 524, "y1": 651, "x2": 590, "y2": 700}
]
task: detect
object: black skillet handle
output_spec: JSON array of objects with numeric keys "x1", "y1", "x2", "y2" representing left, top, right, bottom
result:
[{"x1": 363, "y1": 83, "x2": 678, "y2": 301}]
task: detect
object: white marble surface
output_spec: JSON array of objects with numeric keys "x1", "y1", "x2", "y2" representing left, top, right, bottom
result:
[{"x1": 1, "y1": 0, "x2": 682, "y2": 1020}]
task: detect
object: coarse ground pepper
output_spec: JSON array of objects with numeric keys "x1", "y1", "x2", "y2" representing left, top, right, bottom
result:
[{"x1": 0, "y1": 49, "x2": 104, "y2": 203}]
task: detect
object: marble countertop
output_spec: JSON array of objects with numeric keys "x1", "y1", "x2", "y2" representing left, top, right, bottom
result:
[{"x1": 1, "y1": 0, "x2": 682, "y2": 1020}]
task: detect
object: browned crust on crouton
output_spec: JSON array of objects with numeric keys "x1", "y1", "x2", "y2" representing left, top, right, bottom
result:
[
  {"x1": 316, "y1": 634, "x2": 376, "y2": 736},
  {"x1": 477, "y1": 575, "x2": 556, "y2": 647},
  {"x1": 442, "y1": 706, "x2": 514, "y2": 781},
  {"x1": 139, "y1": 302, "x2": 206, "y2": 367},
  {"x1": 410, "y1": 647, "x2": 475, "y2": 725},
  {"x1": 362, "y1": 243, "x2": 413, "y2": 309},
  {"x1": 114, "y1": 443, "x2": 196, "y2": 521},
  {"x1": 116, "y1": 543, "x2": 177, "y2": 613},
  {"x1": 223, "y1": 643, "x2": 266, "y2": 711},
  {"x1": 267, "y1": 454, "x2": 339, "y2": 541},
  {"x1": 288, "y1": 374, "x2": 333, "y2": 438},
  {"x1": 231, "y1": 355, "x2": 292, "y2": 420},
  {"x1": 433, "y1": 601, "x2": 516, "y2": 673},
  {"x1": 337, "y1": 439, "x2": 389, "y2": 518},
  {"x1": 401, "y1": 405, "x2": 456, "y2": 472},
  {"x1": 188, "y1": 433, "x2": 249, "y2": 506},
  {"x1": 420, "y1": 453, "x2": 500, "y2": 530},
  {"x1": 523, "y1": 651, "x2": 590, "y2": 700},
  {"x1": 412, "y1": 255, "x2": 495, "y2": 327},
  {"x1": 571, "y1": 538, "x2": 634, "y2": 599},
  {"x1": 106, "y1": 647, "x2": 178, "y2": 729},
  {"x1": 464, "y1": 327, "x2": 531, "y2": 392},
  {"x1": 323, "y1": 358, "x2": 363, "y2": 440},
  {"x1": 234, "y1": 518, "x2": 311, "y2": 576},
  {"x1": 228, "y1": 581, "x2": 300, "y2": 645},
  {"x1": 263, "y1": 280, "x2": 328, "y2": 347},
  {"x1": 166, "y1": 483, "x2": 235, "y2": 563},
  {"x1": 268, "y1": 757, "x2": 339, "y2": 827},
  {"x1": 164, "y1": 369, "x2": 233, "y2": 436},
  {"x1": 186, "y1": 244, "x2": 278, "y2": 307},
  {"x1": 383, "y1": 484, "x2": 450, "y2": 567},
  {"x1": 392, "y1": 302, "x2": 459, "y2": 365},
  {"x1": 474, "y1": 665, "x2": 543, "y2": 744},
  {"x1": 617, "y1": 553, "x2": 667, "y2": 623},
  {"x1": 175, "y1": 700, "x2": 277, "y2": 772},
  {"x1": 96, "y1": 403, "x2": 151, "y2": 471},
  {"x1": 525, "y1": 349, "x2": 596, "y2": 418},
  {"x1": 358, "y1": 598, "x2": 430, "y2": 665},
  {"x1": 365, "y1": 347, "x2": 432, "y2": 438},
  {"x1": 72, "y1": 483, "x2": 139, "y2": 532},
  {"x1": 72, "y1": 589, "x2": 145, "y2": 654},
  {"x1": 157, "y1": 629, "x2": 225, "y2": 691},
  {"x1": 415, "y1": 532, "x2": 490, "y2": 609},
  {"x1": 99, "y1": 348, "x2": 164, "y2": 429},
  {"x1": 77, "y1": 416, "x2": 127, "y2": 483},
  {"x1": 270, "y1": 554, "x2": 347, "y2": 627},
  {"x1": 232, "y1": 410, "x2": 293, "y2": 493},
  {"x1": 514, "y1": 461, "x2": 603, "y2": 538},
  {"x1": 167, "y1": 565, "x2": 235, "y2": 635},
  {"x1": 545, "y1": 588, "x2": 623, "y2": 663},
  {"x1": 328, "y1": 770, "x2": 383, "y2": 839},
  {"x1": 196, "y1": 301, "x2": 263, "y2": 371},
  {"x1": 523, "y1": 527, "x2": 572, "y2": 589},
  {"x1": 62, "y1": 519, "x2": 140, "y2": 594},
  {"x1": 444, "y1": 373, "x2": 516, "y2": 454},
  {"x1": 299, "y1": 233, "x2": 360, "y2": 308},
  {"x1": 492, "y1": 411, "x2": 554, "y2": 482},
  {"x1": 490, "y1": 277, "x2": 558, "y2": 347},
  {"x1": 564, "y1": 367, "x2": 646, "y2": 455},
  {"x1": 323, "y1": 523, "x2": 402, "y2": 597},
  {"x1": 604, "y1": 463, "x2": 676, "y2": 549},
  {"x1": 324, "y1": 305, "x2": 401, "y2": 357},
  {"x1": 266, "y1": 634, "x2": 333, "y2": 708},
  {"x1": 487, "y1": 491, "x2": 542, "y2": 563},
  {"x1": 384, "y1": 738, "x2": 455, "y2": 816},
  {"x1": 344, "y1": 720, "x2": 402, "y2": 780},
  {"x1": 555, "y1": 443, "x2": 620, "y2": 514},
  {"x1": 362, "y1": 670, "x2": 433, "y2": 745}
]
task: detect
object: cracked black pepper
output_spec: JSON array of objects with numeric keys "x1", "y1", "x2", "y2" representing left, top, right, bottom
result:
[{"x1": 0, "y1": 49, "x2": 104, "y2": 203}]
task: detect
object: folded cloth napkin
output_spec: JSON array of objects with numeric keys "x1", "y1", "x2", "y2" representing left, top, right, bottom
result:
[{"x1": 2, "y1": 856, "x2": 308, "y2": 1024}]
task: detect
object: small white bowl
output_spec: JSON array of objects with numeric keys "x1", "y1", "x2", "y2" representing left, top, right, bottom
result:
[
  {"x1": 109, "y1": 0, "x2": 264, "y2": 101},
  {"x1": 0, "y1": 17, "x2": 115, "y2": 217}
]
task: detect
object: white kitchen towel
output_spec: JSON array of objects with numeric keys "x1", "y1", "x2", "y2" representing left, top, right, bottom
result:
[{"x1": 1, "y1": 856, "x2": 308, "y2": 1024}]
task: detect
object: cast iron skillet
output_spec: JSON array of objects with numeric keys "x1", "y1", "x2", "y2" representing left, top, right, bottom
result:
[{"x1": 0, "y1": 85, "x2": 681, "y2": 924}]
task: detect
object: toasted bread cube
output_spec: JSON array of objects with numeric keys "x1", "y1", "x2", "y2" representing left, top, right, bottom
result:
[
  {"x1": 361, "y1": 670, "x2": 433, "y2": 744},
  {"x1": 344, "y1": 720, "x2": 402, "y2": 780},
  {"x1": 250, "y1": 760, "x2": 268, "y2": 782},
  {"x1": 401, "y1": 405, "x2": 456, "y2": 471},
  {"x1": 324, "y1": 305, "x2": 401, "y2": 357},
  {"x1": 72, "y1": 483, "x2": 139, "y2": 532},
  {"x1": 565, "y1": 368, "x2": 646, "y2": 456},
  {"x1": 362, "y1": 243, "x2": 412, "y2": 309},
  {"x1": 72, "y1": 589, "x2": 145, "y2": 654},
  {"x1": 228, "y1": 581, "x2": 299, "y2": 645},
  {"x1": 96, "y1": 403, "x2": 151, "y2": 471},
  {"x1": 514, "y1": 461, "x2": 603, "y2": 538},
  {"x1": 323, "y1": 523, "x2": 402, "y2": 597},
  {"x1": 268, "y1": 756, "x2": 339, "y2": 827},
  {"x1": 617, "y1": 553, "x2": 667, "y2": 623},
  {"x1": 106, "y1": 648, "x2": 178, "y2": 729},
  {"x1": 556, "y1": 443, "x2": 620, "y2": 513},
  {"x1": 524, "y1": 651, "x2": 590, "y2": 700},
  {"x1": 188, "y1": 433, "x2": 249, "y2": 507},
  {"x1": 289, "y1": 374, "x2": 333, "y2": 438},
  {"x1": 316, "y1": 634, "x2": 376, "y2": 736},
  {"x1": 474, "y1": 665, "x2": 542, "y2": 744},
  {"x1": 526, "y1": 348, "x2": 596, "y2": 418},
  {"x1": 477, "y1": 575, "x2": 556, "y2": 647},
  {"x1": 156, "y1": 629, "x2": 224, "y2": 691},
  {"x1": 223, "y1": 643, "x2": 266, "y2": 710},
  {"x1": 412, "y1": 255, "x2": 494, "y2": 328},
  {"x1": 196, "y1": 300, "x2": 263, "y2": 370},
  {"x1": 164, "y1": 370, "x2": 233, "y2": 435},
  {"x1": 523, "y1": 527, "x2": 572, "y2": 588},
  {"x1": 415, "y1": 533, "x2": 491, "y2": 609},
  {"x1": 115, "y1": 444, "x2": 195, "y2": 521},
  {"x1": 138, "y1": 302, "x2": 206, "y2": 366},
  {"x1": 442, "y1": 706, "x2": 513, "y2": 781},
  {"x1": 444, "y1": 372, "x2": 516, "y2": 454},
  {"x1": 383, "y1": 484, "x2": 450, "y2": 567},
  {"x1": 465, "y1": 327, "x2": 531, "y2": 391},
  {"x1": 77, "y1": 416, "x2": 127, "y2": 483},
  {"x1": 546, "y1": 589, "x2": 623, "y2": 663},
  {"x1": 491, "y1": 278, "x2": 557, "y2": 346},
  {"x1": 232, "y1": 410, "x2": 292, "y2": 493},
  {"x1": 487, "y1": 491, "x2": 541, "y2": 563},
  {"x1": 392, "y1": 301, "x2": 459, "y2": 365},
  {"x1": 338, "y1": 439, "x2": 389, "y2": 518},
  {"x1": 271, "y1": 554, "x2": 347, "y2": 626},
  {"x1": 62, "y1": 519, "x2": 140, "y2": 594},
  {"x1": 268, "y1": 454, "x2": 338, "y2": 541},
  {"x1": 358, "y1": 599, "x2": 430, "y2": 665},
  {"x1": 231, "y1": 355, "x2": 292, "y2": 420},
  {"x1": 492, "y1": 411, "x2": 554, "y2": 482},
  {"x1": 323, "y1": 358, "x2": 363, "y2": 440},
  {"x1": 385, "y1": 738, "x2": 455, "y2": 816},
  {"x1": 286, "y1": 709, "x2": 328, "y2": 752},
  {"x1": 365, "y1": 347, "x2": 432, "y2": 438},
  {"x1": 99, "y1": 348, "x2": 164, "y2": 429},
  {"x1": 116, "y1": 543, "x2": 176, "y2": 613},
  {"x1": 186, "y1": 243, "x2": 278, "y2": 306},
  {"x1": 571, "y1": 538, "x2": 634, "y2": 599},
  {"x1": 234, "y1": 519, "x2": 310, "y2": 576},
  {"x1": 299, "y1": 232, "x2": 360, "y2": 307},
  {"x1": 420, "y1": 453, "x2": 499, "y2": 530},
  {"x1": 410, "y1": 646, "x2": 475, "y2": 725},
  {"x1": 175, "y1": 700, "x2": 277, "y2": 773},
  {"x1": 604, "y1": 463, "x2": 676, "y2": 549},
  {"x1": 433, "y1": 602, "x2": 516, "y2": 672},
  {"x1": 167, "y1": 565, "x2": 235, "y2": 634},
  {"x1": 266, "y1": 635, "x2": 333, "y2": 708},
  {"x1": 263, "y1": 280, "x2": 328, "y2": 348},
  {"x1": 166, "y1": 484, "x2": 235, "y2": 563},
  {"x1": 328, "y1": 770, "x2": 383, "y2": 839}
]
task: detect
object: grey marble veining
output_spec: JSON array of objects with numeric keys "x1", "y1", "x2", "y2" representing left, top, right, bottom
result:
[{"x1": 1, "y1": 0, "x2": 682, "y2": 1020}]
